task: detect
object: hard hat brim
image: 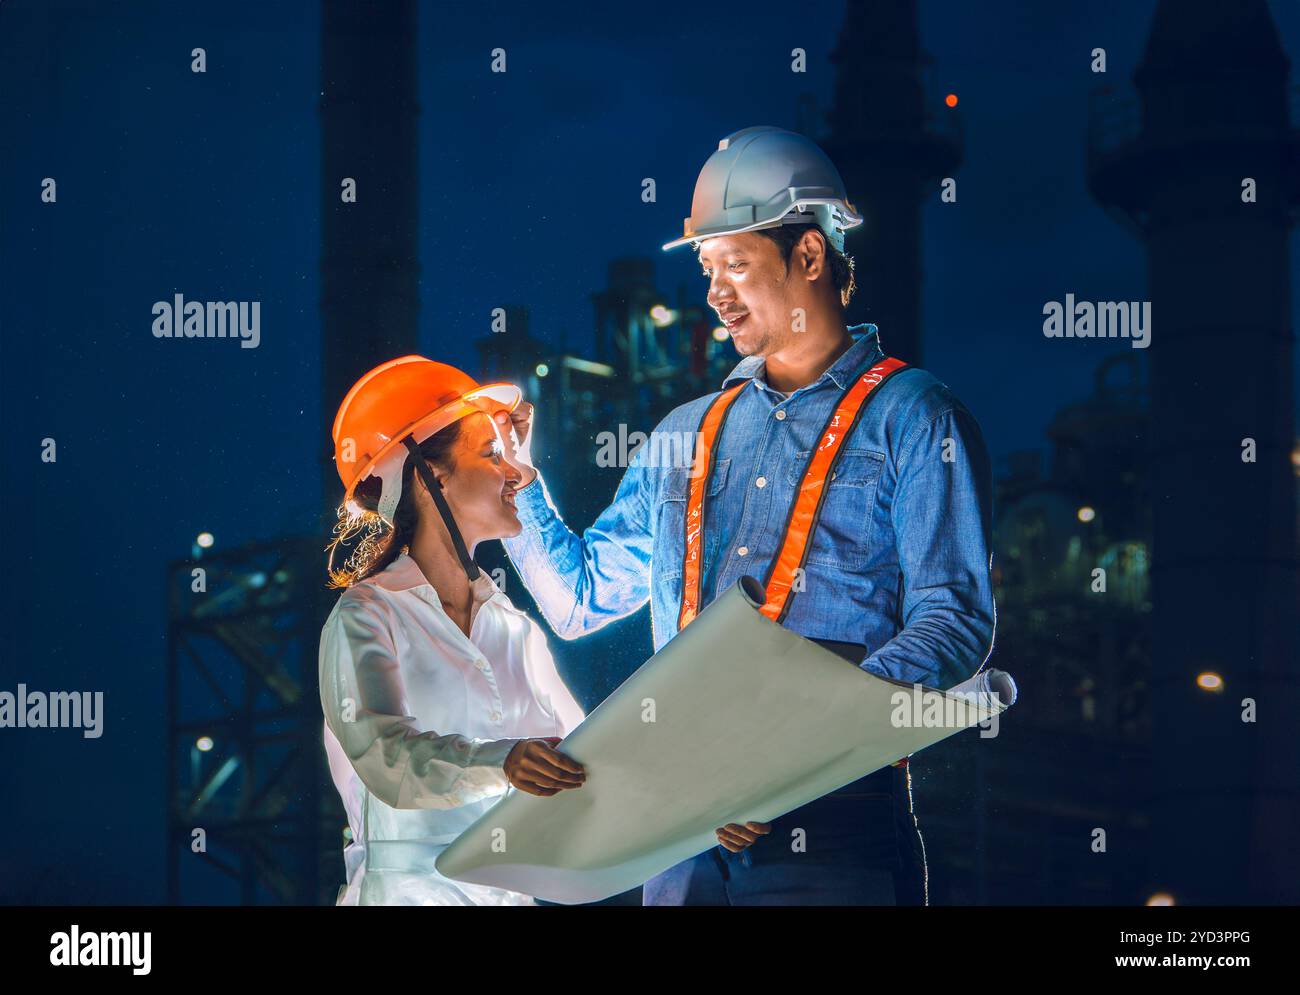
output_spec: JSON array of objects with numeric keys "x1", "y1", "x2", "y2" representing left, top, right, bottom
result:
[
  {"x1": 662, "y1": 216, "x2": 796, "y2": 252},
  {"x1": 662, "y1": 204, "x2": 862, "y2": 253},
  {"x1": 464, "y1": 382, "x2": 522, "y2": 414}
]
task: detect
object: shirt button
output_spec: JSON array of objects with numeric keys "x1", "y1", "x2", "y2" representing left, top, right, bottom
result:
[
  {"x1": 490, "y1": 711, "x2": 502, "y2": 723},
  {"x1": 774, "y1": 410, "x2": 787, "y2": 421},
  {"x1": 737, "y1": 546, "x2": 749, "y2": 557},
  {"x1": 755, "y1": 476, "x2": 767, "y2": 488},
  {"x1": 475, "y1": 659, "x2": 488, "y2": 671}
]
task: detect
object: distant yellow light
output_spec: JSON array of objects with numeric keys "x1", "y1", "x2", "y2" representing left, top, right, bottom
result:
[
  {"x1": 1196, "y1": 672, "x2": 1224, "y2": 692},
  {"x1": 534, "y1": 363, "x2": 549, "y2": 378},
  {"x1": 196, "y1": 532, "x2": 215, "y2": 548},
  {"x1": 712, "y1": 326, "x2": 729, "y2": 342},
  {"x1": 1145, "y1": 892, "x2": 1175, "y2": 906},
  {"x1": 649, "y1": 304, "x2": 677, "y2": 327},
  {"x1": 196, "y1": 736, "x2": 214, "y2": 752},
  {"x1": 1077, "y1": 506, "x2": 1096, "y2": 523}
]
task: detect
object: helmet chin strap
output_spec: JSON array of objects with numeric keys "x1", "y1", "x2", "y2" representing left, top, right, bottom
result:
[{"x1": 401, "y1": 436, "x2": 481, "y2": 581}]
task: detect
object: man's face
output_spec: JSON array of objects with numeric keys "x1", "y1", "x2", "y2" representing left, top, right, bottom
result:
[{"x1": 698, "y1": 232, "x2": 797, "y2": 358}]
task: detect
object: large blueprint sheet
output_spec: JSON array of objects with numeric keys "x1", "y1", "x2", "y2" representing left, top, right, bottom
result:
[{"x1": 437, "y1": 576, "x2": 1016, "y2": 904}]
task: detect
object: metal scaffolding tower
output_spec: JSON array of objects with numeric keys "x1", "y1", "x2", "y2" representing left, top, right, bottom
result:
[{"x1": 165, "y1": 536, "x2": 340, "y2": 904}]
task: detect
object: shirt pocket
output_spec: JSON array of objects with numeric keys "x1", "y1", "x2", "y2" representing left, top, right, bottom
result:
[
  {"x1": 783, "y1": 448, "x2": 885, "y2": 571},
  {"x1": 654, "y1": 457, "x2": 731, "y2": 581}
]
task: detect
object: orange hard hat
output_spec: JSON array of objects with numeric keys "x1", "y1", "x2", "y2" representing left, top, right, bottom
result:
[{"x1": 331, "y1": 355, "x2": 520, "y2": 524}]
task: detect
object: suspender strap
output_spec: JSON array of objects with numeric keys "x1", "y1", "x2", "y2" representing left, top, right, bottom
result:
[
  {"x1": 676, "y1": 356, "x2": 909, "y2": 631},
  {"x1": 677, "y1": 382, "x2": 747, "y2": 629},
  {"x1": 760, "y1": 357, "x2": 909, "y2": 622}
]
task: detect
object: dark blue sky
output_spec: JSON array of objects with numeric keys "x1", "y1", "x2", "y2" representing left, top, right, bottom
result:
[{"x1": 1, "y1": 0, "x2": 1296, "y2": 903}]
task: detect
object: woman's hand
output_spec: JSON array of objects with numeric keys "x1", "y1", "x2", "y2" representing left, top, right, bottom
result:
[
  {"x1": 494, "y1": 401, "x2": 537, "y2": 488},
  {"x1": 504, "y1": 736, "x2": 585, "y2": 796},
  {"x1": 715, "y1": 821, "x2": 772, "y2": 852}
]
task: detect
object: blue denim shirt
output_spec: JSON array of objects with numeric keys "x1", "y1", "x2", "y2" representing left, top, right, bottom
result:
[{"x1": 503, "y1": 324, "x2": 996, "y2": 690}]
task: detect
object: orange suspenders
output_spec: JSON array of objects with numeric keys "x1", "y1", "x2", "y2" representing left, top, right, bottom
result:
[
  {"x1": 677, "y1": 382, "x2": 747, "y2": 630},
  {"x1": 677, "y1": 355, "x2": 908, "y2": 631},
  {"x1": 676, "y1": 355, "x2": 912, "y2": 766}
]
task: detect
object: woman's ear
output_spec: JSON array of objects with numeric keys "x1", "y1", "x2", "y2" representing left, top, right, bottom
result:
[{"x1": 409, "y1": 458, "x2": 443, "y2": 508}]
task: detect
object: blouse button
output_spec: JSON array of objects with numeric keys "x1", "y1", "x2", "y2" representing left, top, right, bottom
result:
[{"x1": 490, "y1": 711, "x2": 502, "y2": 723}]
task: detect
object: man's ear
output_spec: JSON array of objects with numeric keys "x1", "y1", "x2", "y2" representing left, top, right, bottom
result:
[{"x1": 798, "y1": 228, "x2": 828, "y2": 282}]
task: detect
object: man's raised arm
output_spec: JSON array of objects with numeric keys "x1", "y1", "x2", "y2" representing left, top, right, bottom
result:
[{"x1": 495, "y1": 404, "x2": 655, "y2": 640}]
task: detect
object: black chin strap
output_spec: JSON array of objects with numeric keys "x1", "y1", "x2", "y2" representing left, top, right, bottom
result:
[{"x1": 402, "y1": 436, "x2": 481, "y2": 581}]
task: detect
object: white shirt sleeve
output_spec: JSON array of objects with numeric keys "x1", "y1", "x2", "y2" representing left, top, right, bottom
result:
[{"x1": 319, "y1": 594, "x2": 522, "y2": 810}]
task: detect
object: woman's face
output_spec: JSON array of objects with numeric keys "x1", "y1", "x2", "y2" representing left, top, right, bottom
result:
[{"x1": 430, "y1": 412, "x2": 523, "y2": 545}]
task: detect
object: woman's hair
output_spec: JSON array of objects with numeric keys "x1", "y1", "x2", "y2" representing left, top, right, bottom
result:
[
  {"x1": 325, "y1": 419, "x2": 464, "y2": 589},
  {"x1": 752, "y1": 223, "x2": 857, "y2": 307}
]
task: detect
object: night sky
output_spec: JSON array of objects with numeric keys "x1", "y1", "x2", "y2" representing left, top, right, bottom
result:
[{"x1": 1, "y1": 0, "x2": 1297, "y2": 903}]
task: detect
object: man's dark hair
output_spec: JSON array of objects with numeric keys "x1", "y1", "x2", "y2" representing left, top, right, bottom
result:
[{"x1": 754, "y1": 223, "x2": 857, "y2": 307}]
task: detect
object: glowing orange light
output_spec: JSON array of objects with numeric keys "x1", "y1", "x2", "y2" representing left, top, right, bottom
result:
[
  {"x1": 1196, "y1": 672, "x2": 1224, "y2": 692},
  {"x1": 945, "y1": 93, "x2": 958, "y2": 108}
]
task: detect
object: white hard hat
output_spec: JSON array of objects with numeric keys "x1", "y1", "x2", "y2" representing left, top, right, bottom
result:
[{"x1": 662, "y1": 126, "x2": 862, "y2": 253}]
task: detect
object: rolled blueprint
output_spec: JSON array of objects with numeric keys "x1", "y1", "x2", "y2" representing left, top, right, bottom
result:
[{"x1": 437, "y1": 575, "x2": 1016, "y2": 904}]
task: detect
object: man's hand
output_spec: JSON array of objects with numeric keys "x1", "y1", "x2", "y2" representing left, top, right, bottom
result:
[
  {"x1": 715, "y1": 821, "x2": 772, "y2": 852},
  {"x1": 494, "y1": 401, "x2": 537, "y2": 488},
  {"x1": 503, "y1": 736, "x2": 584, "y2": 796}
]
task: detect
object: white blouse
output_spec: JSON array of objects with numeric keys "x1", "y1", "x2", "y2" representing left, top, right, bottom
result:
[{"x1": 319, "y1": 551, "x2": 584, "y2": 905}]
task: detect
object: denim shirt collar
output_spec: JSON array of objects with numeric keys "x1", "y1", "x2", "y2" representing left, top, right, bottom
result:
[{"x1": 721, "y1": 323, "x2": 883, "y2": 392}]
